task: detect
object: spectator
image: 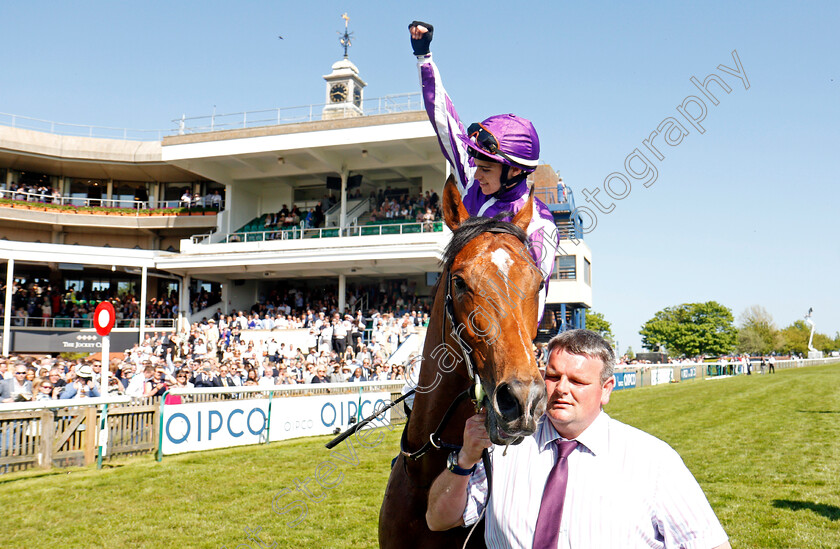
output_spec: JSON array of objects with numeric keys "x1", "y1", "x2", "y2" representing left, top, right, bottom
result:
[
  {"x1": 347, "y1": 366, "x2": 367, "y2": 383},
  {"x1": 165, "y1": 368, "x2": 193, "y2": 405},
  {"x1": 243, "y1": 369, "x2": 259, "y2": 386},
  {"x1": 258, "y1": 367, "x2": 276, "y2": 387},
  {"x1": 59, "y1": 365, "x2": 100, "y2": 399},
  {"x1": 310, "y1": 366, "x2": 329, "y2": 384},
  {"x1": 33, "y1": 378, "x2": 54, "y2": 401},
  {"x1": 1, "y1": 365, "x2": 33, "y2": 402},
  {"x1": 143, "y1": 367, "x2": 169, "y2": 398},
  {"x1": 218, "y1": 364, "x2": 240, "y2": 388},
  {"x1": 192, "y1": 363, "x2": 220, "y2": 388},
  {"x1": 126, "y1": 364, "x2": 154, "y2": 397}
]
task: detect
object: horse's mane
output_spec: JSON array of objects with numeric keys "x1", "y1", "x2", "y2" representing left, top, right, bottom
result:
[{"x1": 441, "y1": 213, "x2": 528, "y2": 271}]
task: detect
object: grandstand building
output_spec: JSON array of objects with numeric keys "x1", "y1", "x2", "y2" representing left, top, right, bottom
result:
[{"x1": 0, "y1": 52, "x2": 592, "y2": 355}]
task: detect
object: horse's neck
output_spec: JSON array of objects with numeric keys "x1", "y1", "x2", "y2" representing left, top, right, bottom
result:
[{"x1": 407, "y1": 284, "x2": 472, "y2": 447}]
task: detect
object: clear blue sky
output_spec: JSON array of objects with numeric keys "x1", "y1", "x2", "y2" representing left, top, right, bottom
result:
[{"x1": 2, "y1": 1, "x2": 838, "y2": 353}]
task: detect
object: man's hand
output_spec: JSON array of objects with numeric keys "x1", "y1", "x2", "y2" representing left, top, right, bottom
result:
[
  {"x1": 408, "y1": 21, "x2": 434, "y2": 56},
  {"x1": 459, "y1": 411, "x2": 492, "y2": 468},
  {"x1": 426, "y1": 410, "x2": 491, "y2": 531}
]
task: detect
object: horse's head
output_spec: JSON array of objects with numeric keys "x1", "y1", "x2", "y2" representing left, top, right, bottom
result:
[{"x1": 441, "y1": 175, "x2": 547, "y2": 445}]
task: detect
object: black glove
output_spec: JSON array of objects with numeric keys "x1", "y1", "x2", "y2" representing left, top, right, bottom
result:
[{"x1": 408, "y1": 21, "x2": 434, "y2": 56}]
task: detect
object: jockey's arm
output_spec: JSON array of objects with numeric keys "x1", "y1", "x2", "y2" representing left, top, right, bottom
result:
[{"x1": 415, "y1": 46, "x2": 474, "y2": 197}]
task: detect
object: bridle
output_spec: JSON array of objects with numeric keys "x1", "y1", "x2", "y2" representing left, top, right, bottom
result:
[
  {"x1": 396, "y1": 267, "x2": 484, "y2": 463},
  {"x1": 397, "y1": 225, "x2": 527, "y2": 464}
]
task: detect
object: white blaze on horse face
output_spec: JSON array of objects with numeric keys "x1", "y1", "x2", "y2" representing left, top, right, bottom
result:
[{"x1": 490, "y1": 249, "x2": 512, "y2": 281}]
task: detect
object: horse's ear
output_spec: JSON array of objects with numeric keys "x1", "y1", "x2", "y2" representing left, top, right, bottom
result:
[
  {"x1": 511, "y1": 184, "x2": 534, "y2": 232},
  {"x1": 442, "y1": 175, "x2": 470, "y2": 230}
]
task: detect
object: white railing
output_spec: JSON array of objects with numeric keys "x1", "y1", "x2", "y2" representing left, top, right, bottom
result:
[
  {"x1": 0, "y1": 92, "x2": 422, "y2": 141},
  {"x1": 204, "y1": 220, "x2": 445, "y2": 244},
  {"x1": 0, "y1": 188, "x2": 224, "y2": 212},
  {"x1": 173, "y1": 92, "x2": 423, "y2": 134},
  {"x1": 0, "y1": 111, "x2": 165, "y2": 141},
  {"x1": 0, "y1": 396, "x2": 132, "y2": 412},
  {"x1": 165, "y1": 380, "x2": 405, "y2": 398},
  {"x1": 0, "y1": 317, "x2": 175, "y2": 329}
]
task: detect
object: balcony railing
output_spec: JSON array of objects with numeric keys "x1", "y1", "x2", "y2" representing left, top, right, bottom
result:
[
  {"x1": 173, "y1": 93, "x2": 423, "y2": 135},
  {"x1": 192, "y1": 220, "x2": 445, "y2": 244},
  {"x1": 0, "y1": 111, "x2": 166, "y2": 141},
  {"x1": 0, "y1": 188, "x2": 224, "y2": 213},
  {"x1": 0, "y1": 317, "x2": 175, "y2": 329}
]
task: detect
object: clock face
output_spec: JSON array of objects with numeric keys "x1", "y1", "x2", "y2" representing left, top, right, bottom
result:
[
  {"x1": 353, "y1": 87, "x2": 362, "y2": 107},
  {"x1": 330, "y1": 83, "x2": 348, "y2": 103}
]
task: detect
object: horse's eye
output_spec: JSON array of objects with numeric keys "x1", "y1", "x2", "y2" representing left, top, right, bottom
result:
[
  {"x1": 538, "y1": 280, "x2": 545, "y2": 292},
  {"x1": 453, "y1": 276, "x2": 468, "y2": 292}
]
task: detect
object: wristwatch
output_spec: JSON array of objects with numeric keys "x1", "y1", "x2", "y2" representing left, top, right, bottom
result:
[{"x1": 447, "y1": 450, "x2": 476, "y2": 476}]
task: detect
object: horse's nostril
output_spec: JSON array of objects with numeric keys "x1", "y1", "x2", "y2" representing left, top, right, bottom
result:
[
  {"x1": 530, "y1": 382, "x2": 547, "y2": 417},
  {"x1": 494, "y1": 382, "x2": 522, "y2": 423}
]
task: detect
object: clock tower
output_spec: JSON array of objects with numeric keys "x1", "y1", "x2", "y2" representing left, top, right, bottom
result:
[{"x1": 322, "y1": 13, "x2": 366, "y2": 120}]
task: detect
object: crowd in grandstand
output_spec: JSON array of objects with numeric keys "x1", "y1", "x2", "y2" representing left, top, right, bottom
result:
[
  {"x1": 179, "y1": 189, "x2": 223, "y2": 209},
  {"x1": 0, "y1": 308, "x2": 433, "y2": 402},
  {"x1": 0, "y1": 272, "x2": 433, "y2": 332},
  {"x1": 0, "y1": 280, "x2": 156, "y2": 327},
  {"x1": 3, "y1": 182, "x2": 62, "y2": 203},
  {"x1": 368, "y1": 188, "x2": 440, "y2": 225}
]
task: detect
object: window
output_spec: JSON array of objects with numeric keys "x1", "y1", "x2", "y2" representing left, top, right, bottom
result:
[
  {"x1": 554, "y1": 255, "x2": 576, "y2": 280},
  {"x1": 64, "y1": 280, "x2": 83, "y2": 291},
  {"x1": 584, "y1": 258, "x2": 591, "y2": 286},
  {"x1": 90, "y1": 280, "x2": 111, "y2": 292},
  {"x1": 118, "y1": 281, "x2": 136, "y2": 297},
  {"x1": 113, "y1": 181, "x2": 148, "y2": 208}
]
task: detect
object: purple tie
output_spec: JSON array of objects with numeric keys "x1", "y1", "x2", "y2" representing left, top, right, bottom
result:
[{"x1": 532, "y1": 439, "x2": 578, "y2": 549}]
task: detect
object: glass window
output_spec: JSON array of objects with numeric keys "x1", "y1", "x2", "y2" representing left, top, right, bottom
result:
[
  {"x1": 118, "y1": 281, "x2": 136, "y2": 297},
  {"x1": 584, "y1": 258, "x2": 591, "y2": 286},
  {"x1": 91, "y1": 280, "x2": 111, "y2": 291},
  {"x1": 554, "y1": 255, "x2": 576, "y2": 280},
  {"x1": 113, "y1": 181, "x2": 149, "y2": 208},
  {"x1": 64, "y1": 280, "x2": 83, "y2": 291}
]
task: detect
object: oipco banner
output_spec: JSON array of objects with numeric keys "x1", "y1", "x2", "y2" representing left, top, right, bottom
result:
[
  {"x1": 613, "y1": 371, "x2": 637, "y2": 391},
  {"x1": 680, "y1": 366, "x2": 697, "y2": 381},
  {"x1": 162, "y1": 399, "x2": 270, "y2": 455},
  {"x1": 161, "y1": 392, "x2": 391, "y2": 455},
  {"x1": 269, "y1": 392, "x2": 391, "y2": 442}
]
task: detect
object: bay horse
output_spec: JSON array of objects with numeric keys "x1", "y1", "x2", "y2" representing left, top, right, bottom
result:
[{"x1": 379, "y1": 176, "x2": 548, "y2": 548}]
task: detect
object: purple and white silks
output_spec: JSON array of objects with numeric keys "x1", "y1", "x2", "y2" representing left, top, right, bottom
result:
[{"x1": 417, "y1": 54, "x2": 558, "y2": 321}]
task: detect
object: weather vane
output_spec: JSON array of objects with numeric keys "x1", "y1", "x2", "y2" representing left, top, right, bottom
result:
[{"x1": 338, "y1": 13, "x2": 354, "y2": 58}]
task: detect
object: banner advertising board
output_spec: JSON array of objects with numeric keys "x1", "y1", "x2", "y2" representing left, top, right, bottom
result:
[
  {"x1": 162, "y1": 399, "x2": 270, "y2": 455},
  {"x1": 11, "y1": 329, "x2": 139, "y2": 353},
  {"x1": 268, "y1": 392, "x2": 391, "y2": 442},
  {"x1": 680, "y1": 366, "x2": 697, "y2": 381},
  {"x1": 650, "y1": 367, "x2": 674, "y2": 386},
  {"x1": 161, "y1": 392, "x2": 392, "y2": 455},
  {"x1": 613, "y1": 371, "x2": 637, "y2": 391}
]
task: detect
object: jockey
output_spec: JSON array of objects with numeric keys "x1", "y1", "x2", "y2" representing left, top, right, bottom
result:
[
  {"x1": 402, "y1": 21, "x2": 559, "y2": 411},
  {"x1": 409, "y1": 21, "x2": 558, "y2": 319}
]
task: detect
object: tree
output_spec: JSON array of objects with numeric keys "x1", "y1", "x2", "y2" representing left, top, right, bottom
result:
[
  {"x1": 780, "y1": 320, "x2": 810, "y2": 355},
  {"x1": 780, "y1": 320, "x2": 840, "y2": 355},
  {"x1": 585, "y1": 310, "x2": 613, "y2": 341},
  {"x1": 737, "y1": 305, "x2": 783, "y2": 355},
  {"x1": 625, "y1": 346, "x2": 635, "y2": 361},
  {"x1": 639, "y1": 301, "x2": 737, "y2": 357}
]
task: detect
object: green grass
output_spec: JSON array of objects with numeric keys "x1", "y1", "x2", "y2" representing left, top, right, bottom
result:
[{"x1": 1, "y1": 364, "x2": 838, "y2": 548}]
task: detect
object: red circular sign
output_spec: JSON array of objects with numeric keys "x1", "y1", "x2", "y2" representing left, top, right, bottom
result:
[{"x1": 94, "y1": 302, "x2": 116, "y2": 336}]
